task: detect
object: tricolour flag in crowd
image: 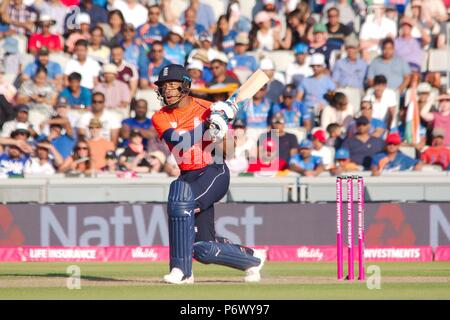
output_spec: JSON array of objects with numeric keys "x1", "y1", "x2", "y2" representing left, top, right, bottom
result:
[{"x1": 405, "y1": 87, "x2": 421, "y2": 144}]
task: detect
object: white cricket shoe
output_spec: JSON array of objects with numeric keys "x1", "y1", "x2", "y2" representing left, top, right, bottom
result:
[
  {"x1": 244, "y1": 249, "x2": 267, "y2": 283},
  {"x1": 163, "y1": 268, "x2": 194, "y2": 284}
]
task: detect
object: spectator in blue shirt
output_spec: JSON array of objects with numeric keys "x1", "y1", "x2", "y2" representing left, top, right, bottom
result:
[
  {"x1": 271, "y1": 85, "x2": 311, "y2": 130},
  {"x1": 289, "y1": 139, "x2": 324, "y2": 176},
  {"x1": 163, "y1": 25, "x2": 188, "y2": 66},
  {"x1": 240, "y1": 84, "x2": 272, "y2": 128},
  {"x1": 298, "y1": 53, "x2": 336, "y2": 126},
  {"x1": 138, "y1": 41, "x2": 171, "y2": 89},
  {"x1": 332, "y1": 36, "x2": 367, "y2": 90},
  {"x1": 371, "y1": 133, "x2": 422, "y2": 176},
  {"x1": 181, "y1": 0, "x2": 216, "y2": 33},
  {"x1": 81, "y1": 0, "x2": 108, "y2": 27},
  {"x1": 59, "y1": 72, "x2": 92, "y2": 110},
  {"x1": 121, "y1": 23, "x2": 144, "y2": 68},
  {"x1": 346, "y1": 95, "x2": 386, "y2": 139},
  {"x1": 182, "y1": 7, "x2": 206, "y2": 48},
  {"x1": 228, "y1": 33, "x2": 259, "y2": 75},
  {"x1": 136, "y1": 4, "x2": 170, "y2": 51},
  {"x1": 22, "y1": 47, "x2": 63, "y2": 89},
  {"x1": 38, "y1": 114, "x2": 76, "y2": 160},
  {"x1": 213, "y1": 15, "x2": 238, "y2": 55},
  {"x1": 120, "y1": 99, "x2": 156, "y2": 149},
  {"x1": 342, "y1": 116, "x2": 385, "y2": 170},
  {"x1": 0, "y1": 143, "x2": 30, "y2": 177},
  {"x1": 367, "y1": 38, "x2": 411, "y2": 93}
]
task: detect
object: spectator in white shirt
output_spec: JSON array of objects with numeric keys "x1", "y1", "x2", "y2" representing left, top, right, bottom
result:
[
  {"x1": 25, "y1": 140, "x2": 63, "y2": 175},
  {"x1": 285, "y1": 43, "x2": 313, "y2": 87},
  {"x1": 76, "y1": 92, "x2": 121, "y2": 147},
  {"x1": 365, "y1": 75, "x2": 398, "y2": 129},
  {"x1": 64, "y1": 39, "x2": 101, "y2": 90},
  {"x1": 113, "y1": 0, "x2": 148, "y2": 29},
  {"x1": 311, "y1": 128, "x2": 334, "y2": 170}
]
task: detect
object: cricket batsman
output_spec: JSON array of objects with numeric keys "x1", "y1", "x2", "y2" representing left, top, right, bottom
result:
[{"x1": 152, "y1": 64, "x2": 266, "y2": 284}]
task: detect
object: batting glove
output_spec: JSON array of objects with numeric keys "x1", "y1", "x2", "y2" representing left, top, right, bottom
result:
[
  {"x1": 210, "y1": 101, "x2": 238, "y2": 123},
  {"x1": 208, "y1": 112, "x2": 229, "y2": 141}
]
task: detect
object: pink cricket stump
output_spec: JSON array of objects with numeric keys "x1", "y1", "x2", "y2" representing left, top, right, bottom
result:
[
  {"x1": 357, "y1": 176, "x2": 365, "y2": 281},
  {"x1": 336, "y1": 177, "x2": 343, "y2": 280},
  {"x1": 347, "y1": 177, "x2": 354, "y2": 280}
]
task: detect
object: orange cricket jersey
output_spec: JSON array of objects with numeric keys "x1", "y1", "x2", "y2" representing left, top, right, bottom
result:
[{"x1": 152, "y1": 97, "x2": 213, "y2": 171}]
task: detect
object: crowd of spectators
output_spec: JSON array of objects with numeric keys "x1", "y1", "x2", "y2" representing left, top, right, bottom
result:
[{"x1": 0, "y1": 0, "x2": 449, "y2": 178}]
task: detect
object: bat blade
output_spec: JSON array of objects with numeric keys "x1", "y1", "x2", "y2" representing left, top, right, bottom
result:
[{"x1": 227, "y1": 69, "x2": 270, "y2": 105}]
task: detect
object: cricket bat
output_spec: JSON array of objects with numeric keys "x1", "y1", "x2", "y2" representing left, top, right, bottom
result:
[{"x1": 226, "y1": 69, "x2": 270, "y2": 110}]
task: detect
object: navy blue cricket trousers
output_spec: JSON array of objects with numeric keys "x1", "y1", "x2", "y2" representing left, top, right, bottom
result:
[{"x1": 177, "y1": 163, "x2": 230, "y2": 242}]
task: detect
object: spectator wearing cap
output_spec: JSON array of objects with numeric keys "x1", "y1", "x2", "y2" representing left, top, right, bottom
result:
[
  {"x1": 272, "y1": 84, "x2": 311, "y2": 130},
  {"x1": 186, "y1": 31, "x2": 217, "y2": 83},
  {"x1": 0, "y1": 138, "x2": 31, "y2": 177},
  {"x1": 420, "y1": 128, "x2": 450, "y2": 170},
  {"x1": 98, "y1": 10, "x2": 125, "y2": 46},
  {"x1": 1, "y1": 105, "x2": 34, "y2": 139},
  {"x1": 260, "y1": 58, "x2": 284, "y2": 105},
  {"x1": 394, "y1": 17, "x2": 424, "y2": 75},
  {"x1": 208, "y1": 52, "x2": 240, "y2": 86},
  {"x1": 367, "y1": 38, "x2": 411, "y2": 93},
  {"x1": 341, "y1": 115, "x2": 385, "y2": 170},
  {"x1": 321, "y1": 0, "x2": 356, "y2": 28},
  {"x1": 17, "y1": 67, "x2": 58, "y2": 130},
  {"x1": 187, "y1": 60, "x2": 206, "y2": 89},
  {"x1": 332, "y1": 35, "x2": 367, "y2": 93},
  {"x1": 94, "y1": 63, "x2": 131, "y2": 119},
  {"x1": 371, "y1": 132, "x2": 422, "y2": 175},
  {"x1": 118, "y1": 128, "x2": 151, "y2": 173},
  {"x1": 250, "y1": 10, "x2": 281, "y2": 51},
  {"x1": 51, "y1": 97, "x2": 79, "y2": 132},
  {"x1": 64, "y1": 39, "x2": 101, "y2": 90},
  {"x1": 405, "y1": 82, "x2": 437, "y2": 119},
  {"x1": 24, "y1": 139, "x2": 63, "y2": 175},
  {"x1": 120, "y1": 99, "x2": 156, "y2": 150},
  {"x1": 321, "y1": 91, "x2": 354, "y2": 131},
  {"x1": 330, "y1": 148, "x2": 362, "y2": 176},
  {"x1": 22, "y1": 47, "x2": 63, "y2": 90},
  {"x1": 148, "y1": 150, "x2": 168, "y2": 174},
  {"x1": 34, "y1": 0, "x2": 68, "y2": 35},
  {"x1": 285, "y1": 43, "x2": 313, "y2": 88},
  {"x1": 135, "y1": 4, "x2": 169, "y2": 48},
  {"x1": 113, "y1": 0, "x2": 148, "y2": 29},
  {"x1": 88, "y1": 26, "x2": 111, "y2": 65},
  {"x1": 163, "y1": 25, "x2": 188, "y2": 66},
  {"x1": 121, "y1": 23, "x2": 142, "y2": 68},
  {"x1": 347, "y1": 95, "x2": 386, "y2": 139},
  {"x1": 182, "y1": 7, "x2": 206, "y2": 48},
  {"x1": 65, "y1": 13, "x2": 92, "y2": 53},
  {"x1": 138, "y1": 40, "x2": 171, "y2": 89},
  {"x1": 110, "y1": 44, "x2": 139, "y2": 97},
  {"x1": 325, "y1": 7, "x2": 353, "y2": 47},
  {"x1": 311, "y1": 128, "x2": 334, "y2": 170},
  {"x1": 365, "y1": 75, "x2": 398, "y2": 129},
  {"x1": 28, "y1": 15, "x2": 63, "y2": 55},
  {"x1": 289, "y1": 139, "x2": 324, "y2": 176},
  {"x1": 180, "y1": 1, "x2": 216, "y2": 34},
  {"x1": 226, "y1": 118, "x2": 253, "y2": 174},
  {"x1": 359, "y1": 0, "x2": 397, "y2": 62},
  {"x1": 259, "y1": 112, "x2": 299, "y2": 166},
  {"x1": 5, "y1": 0, "x2": 37, "y2": 36},
  {"x1": 420, "y1": 91, "x2": 450, "y2": 147},
  {"x1": 77, "y1": 92, "x2": 121, "y2": 146},
  {"x1": 213, "y1": 15, "x2": 238, "y2": 55},
  {"x1": 58, "y1": 72, "x2": 92, "y2": 111},
  {"x1": 297, "y1": 53, "x2": 336, "y2": 125},
  {"x1": 85, "y1": 117, "x2": 115, "y2": 171},
  {"x1": 306, "y1": 23, "x2": 341, "y2": 68}
]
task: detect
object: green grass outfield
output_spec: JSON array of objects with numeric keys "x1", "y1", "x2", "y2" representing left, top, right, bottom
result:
[{"x1": 0, "y1": 262, "x2": 449, "y2": 300}]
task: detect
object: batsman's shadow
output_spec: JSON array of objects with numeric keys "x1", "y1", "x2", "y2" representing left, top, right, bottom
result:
[{"x1": 0, "y1": 273, "x2": 126, "y2": 282}]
